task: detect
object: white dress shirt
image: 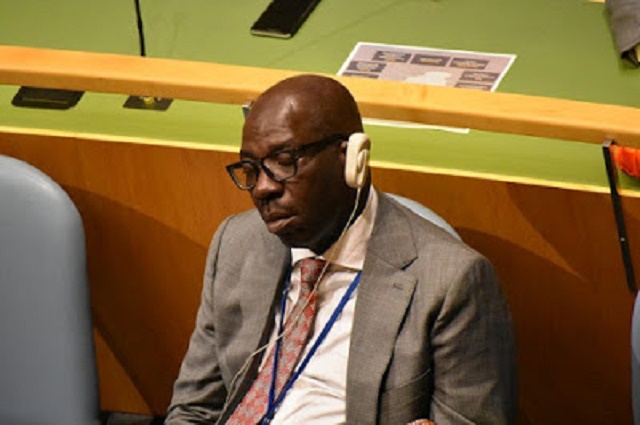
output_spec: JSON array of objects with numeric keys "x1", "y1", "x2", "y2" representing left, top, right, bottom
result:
[{"x1": 265, "y1": 188, "x2": 378, "y2": 424}]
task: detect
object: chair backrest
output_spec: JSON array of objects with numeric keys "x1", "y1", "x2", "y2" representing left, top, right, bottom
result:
[
  {"x1": 385, "y1": 193, "x2": 461, "y2": 240},
  {"x1": 0, "y1": 155, "x2": 99, "y2": 425},
  {"x1": 633, "y1": 293, "x2": 640, "y2": 425}
]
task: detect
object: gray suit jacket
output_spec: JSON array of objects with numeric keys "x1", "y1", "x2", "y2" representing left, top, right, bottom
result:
[
  {"x1": 166, "y1": 193, "x2": 516, "y2": 424},
  {"x1": 606, "y1": 0, "x2": 640, "y2": 63}
]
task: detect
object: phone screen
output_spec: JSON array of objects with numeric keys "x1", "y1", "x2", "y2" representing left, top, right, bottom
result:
[{"x1": 250, "y1": 0, "x2": 322, "y2": 39}]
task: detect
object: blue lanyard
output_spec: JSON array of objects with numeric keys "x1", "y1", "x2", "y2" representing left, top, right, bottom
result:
[{"x1": 261, "y1": 269, "x2": 362, "y2": 424}]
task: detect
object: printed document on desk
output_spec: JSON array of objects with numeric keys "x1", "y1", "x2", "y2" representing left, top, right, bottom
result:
[{"x1": 338, "y1": 42, "x2": 516, "y2": 132}]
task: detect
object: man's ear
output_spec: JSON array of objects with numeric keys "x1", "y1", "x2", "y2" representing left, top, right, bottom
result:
[{"x1": 339, "y1": 140, "x2": 349, "y2": 155}]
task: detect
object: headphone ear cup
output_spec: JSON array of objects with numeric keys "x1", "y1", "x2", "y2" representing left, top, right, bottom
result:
[{"x1": 345, "y1": 133, "x2": 371, "y2": 189}]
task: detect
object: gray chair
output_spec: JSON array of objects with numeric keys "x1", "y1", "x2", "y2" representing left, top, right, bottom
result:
[
  {"x1": 633, "y1": 293, "x2": 640, "y2": 425},
  {"x1": 0, "y1": 155, "x2": 99, "y2": 425},
  {"x1": 386, "y1": 193, "x2": 461, "y2": 240}
]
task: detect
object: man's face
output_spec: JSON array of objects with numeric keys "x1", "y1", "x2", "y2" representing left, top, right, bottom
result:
[{"x1": 240, "y1": 101, "x2": 354, "y2": 253}]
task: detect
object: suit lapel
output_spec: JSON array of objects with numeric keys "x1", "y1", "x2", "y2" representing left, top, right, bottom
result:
[
  {"x1": 222, "y1": 224, "x2": 290, "y2": 417},
  {"x1": 346, "y1": 193, "x2": 419, "y2": 424},
  {"x1": 237, "y1": 235, "x2": 289, "y2": 357}
]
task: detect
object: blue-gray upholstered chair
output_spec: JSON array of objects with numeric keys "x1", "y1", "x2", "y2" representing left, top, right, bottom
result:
[
  {"x1": 386, "y1": 193, "x2": 461, "y2": 240},
  {"x1": 0, "y1": 155, "x2": 99, "y2": 425}
]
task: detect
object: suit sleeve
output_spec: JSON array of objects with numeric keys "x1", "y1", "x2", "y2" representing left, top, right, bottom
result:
[
  {"x1": 430, "y1": 255, "x2": 517, "y2": 425},
  {"x1": 165, "y1": 217, "x2": 231, "y2": 424}
]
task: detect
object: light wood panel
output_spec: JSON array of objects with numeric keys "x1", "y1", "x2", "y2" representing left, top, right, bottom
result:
[
  {"x1": 0, "y1": 130, "x2": 635, "y2": 423},
  {"x1": 94, "y1": 330, "x2": 150, "y2": 414},
  {"x1": 0, "y1": 131, "x2": 251, "y2": 414},
  {"x1": 1, "y1": 45, "x2": 640, "y2": 146},
  {"x1": 374, "y1": 168, "x2": 637, "y2": 425}
]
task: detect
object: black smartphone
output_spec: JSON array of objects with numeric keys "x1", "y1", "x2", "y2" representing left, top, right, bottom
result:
[{"x1": 250, "y1": 0, "x2": 322, "y2": 39}]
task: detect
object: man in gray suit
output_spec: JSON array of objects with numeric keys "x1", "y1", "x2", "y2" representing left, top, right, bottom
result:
[{"x1": 166, "y1": 75, "x2": 516, "y2": 424}]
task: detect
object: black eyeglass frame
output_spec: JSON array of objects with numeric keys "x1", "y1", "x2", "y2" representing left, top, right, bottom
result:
[{"x1": 226, "y1": 133, "x2": 348, "y2": 190}]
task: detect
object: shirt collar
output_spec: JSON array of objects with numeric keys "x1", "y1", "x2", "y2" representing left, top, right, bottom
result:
[{"x1": 291, "y1": 187, "x2": 378, "y2": 270}]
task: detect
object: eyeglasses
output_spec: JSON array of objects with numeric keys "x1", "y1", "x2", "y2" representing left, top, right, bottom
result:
[{"x1": 226, "y1": 133, "x2": 347, "y2": 190}]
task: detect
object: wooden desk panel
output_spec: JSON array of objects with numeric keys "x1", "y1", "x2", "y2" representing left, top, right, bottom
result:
[
  {"x1": 374, "y1": 167, "x2": 637, "y2": 424},
  {"x1": 0, "y1": 131, "x2": 252, "y2": 414},
  {"x1": 2, "y1": 46, "x2": 640, "y2": 146},
  {"x1": 0, "y1": 131, "x2": 635, "y2": 423}
]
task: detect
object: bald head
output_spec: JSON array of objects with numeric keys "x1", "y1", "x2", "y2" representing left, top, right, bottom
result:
[
  {"x1": 245, "y1": 74, "x2": 363, "y2": 140},
  {"x1": 237, "y1": 75, "x2": 370, "y2": 253}
]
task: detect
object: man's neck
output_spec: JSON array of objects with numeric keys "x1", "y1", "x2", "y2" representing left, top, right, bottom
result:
[{"x1": 305, "y1": 184, "x2": 372, "y2": 256}]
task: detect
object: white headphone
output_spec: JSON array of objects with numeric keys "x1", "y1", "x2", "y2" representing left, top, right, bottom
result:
[{"x1": 344, "y1": 133, "x2": 371, "y2": 189}]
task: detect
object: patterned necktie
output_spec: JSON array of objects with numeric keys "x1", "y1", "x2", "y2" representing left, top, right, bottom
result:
[{"x1": 226, "y1": 257, "x2": 326, "y2": 424}]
